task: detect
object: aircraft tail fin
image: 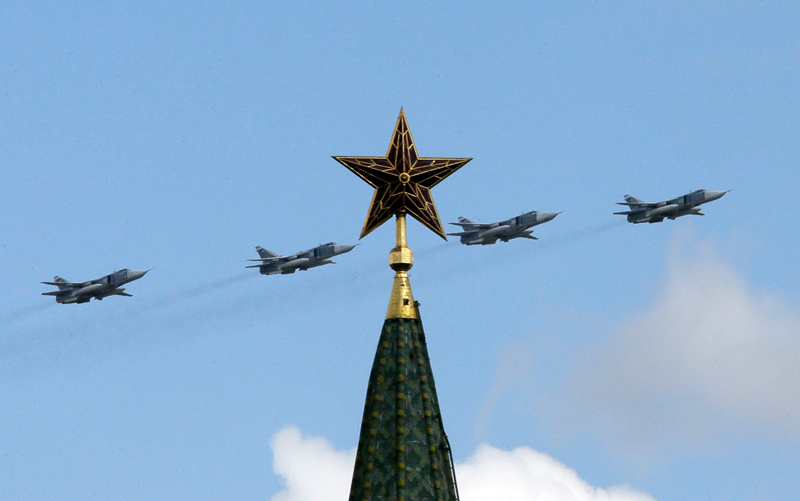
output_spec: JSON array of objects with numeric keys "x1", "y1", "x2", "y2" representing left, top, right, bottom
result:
[
  {"x1": 457, "y1": 216, "x2": 475, "y2": 224},
  {"x1": 624, "y1": 194, "x2": 644, "y2": 205},
  {"x1": 53, "y1": 276, "x2": 71, "y2": 290},
  {"x1": 256, "y1": 246, "x2": 280, "y2": 259}
]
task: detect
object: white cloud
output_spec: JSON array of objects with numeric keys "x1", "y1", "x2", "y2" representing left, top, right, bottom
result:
[
  {"x1": 269, "y1": 427, "x2": 355, "y2": 501},
  {"x1": 268, "y1": 427, "x2": 654, "y2": 501},
  {"x1": 569, "y1": 233, "x2": 800, "y2": 450},
  {"x1": 457, "y1": 444, "x2": 654, "y2": 501}
]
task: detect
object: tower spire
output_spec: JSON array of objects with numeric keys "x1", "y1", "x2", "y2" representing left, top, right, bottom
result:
[
  {"x1": 347, "y1": 308, "x2": 460, "y2": 501},
  {"x1": 336, "y1": 110, "x2": 467, "y2": 501}
]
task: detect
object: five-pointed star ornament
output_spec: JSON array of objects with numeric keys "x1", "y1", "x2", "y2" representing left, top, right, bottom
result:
[{"x1": 334, "y1": 109, "x2": 471, "y2": 240}]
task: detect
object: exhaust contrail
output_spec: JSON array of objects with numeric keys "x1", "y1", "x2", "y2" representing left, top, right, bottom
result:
[{"x1": 0, "y1": 302, "x2": 55, "y2": 325}]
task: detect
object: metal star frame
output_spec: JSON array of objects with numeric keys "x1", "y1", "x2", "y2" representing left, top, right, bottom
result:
[{"x1": 334, "y1": 109, "x2": 471, "y2": 240}]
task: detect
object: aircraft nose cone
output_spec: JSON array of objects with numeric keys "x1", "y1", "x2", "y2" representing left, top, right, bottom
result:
[
  {"x1": 705, "y1": 190, "x2": 728, "y2": 201},
  {"x1": 541, "y1": 212, "x2": 560, "y2": 222},
  {"x1": 339, "y1": 244, "x2": 357, "y2": 253},
  {"x1": 128, "y1": 269, "x2": 150, "y2": 280}
]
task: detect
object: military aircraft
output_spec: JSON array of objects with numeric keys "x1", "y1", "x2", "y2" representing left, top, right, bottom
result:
[
  {"x1": 42, "y1": 269, "x2": 150, "y2": 304},
  {"x1": 447, "y1": 211, "x2": 560, "y2": 245},
  {"x1": 614, "y1": 189, "x2": 729, "y2": 223},
  {"x1": 246, "y1": 242, "x2": 357, "y2": 275}
]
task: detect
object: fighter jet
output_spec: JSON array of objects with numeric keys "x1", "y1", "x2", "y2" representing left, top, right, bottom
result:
[
  {"x1": 42, "y1": 269, "x2": 150, "y2": 304},
  {"x1": 614, "y1": 189, "x2": 729, "y2": 224},
  {"x1": 447, "y1": 211, "x2": 560, "y2": 245},
  {"x1": 246, "y1": 242, "x2": 357, "y2": 275}
]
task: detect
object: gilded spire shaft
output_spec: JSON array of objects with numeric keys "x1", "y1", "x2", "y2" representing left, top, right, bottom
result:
[
  {"x1": 387, "y1": 213, "x2": 418, "y2": 320},
  {"x1": 396, "y1": 211, "x2": 408, "y2": 248}
]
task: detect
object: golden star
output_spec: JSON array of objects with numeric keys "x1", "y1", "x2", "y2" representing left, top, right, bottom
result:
[{"x1": 334, "y1": 109, "x2": 471, "y2": 240}]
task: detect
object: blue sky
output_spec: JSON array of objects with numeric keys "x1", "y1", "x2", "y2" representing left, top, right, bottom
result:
[{"x1": 2, "y1": 2, "x2": 799, "y2": 500}]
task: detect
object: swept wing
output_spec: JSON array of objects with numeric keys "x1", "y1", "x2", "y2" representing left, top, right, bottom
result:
[
  {"x1": 448, "y1": 221, "x2": 492, "y2": 229},
  {"x1": 615, "y1": 201, "x2": 658, "y2": 208},
  {"x1": 41, "y1": 280, "x2": 86, "y2": 288}
]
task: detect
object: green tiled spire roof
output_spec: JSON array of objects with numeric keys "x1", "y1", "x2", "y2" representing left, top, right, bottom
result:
[{"x1": 349, "y1": 316, "x2": 458, "y2": 501}]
